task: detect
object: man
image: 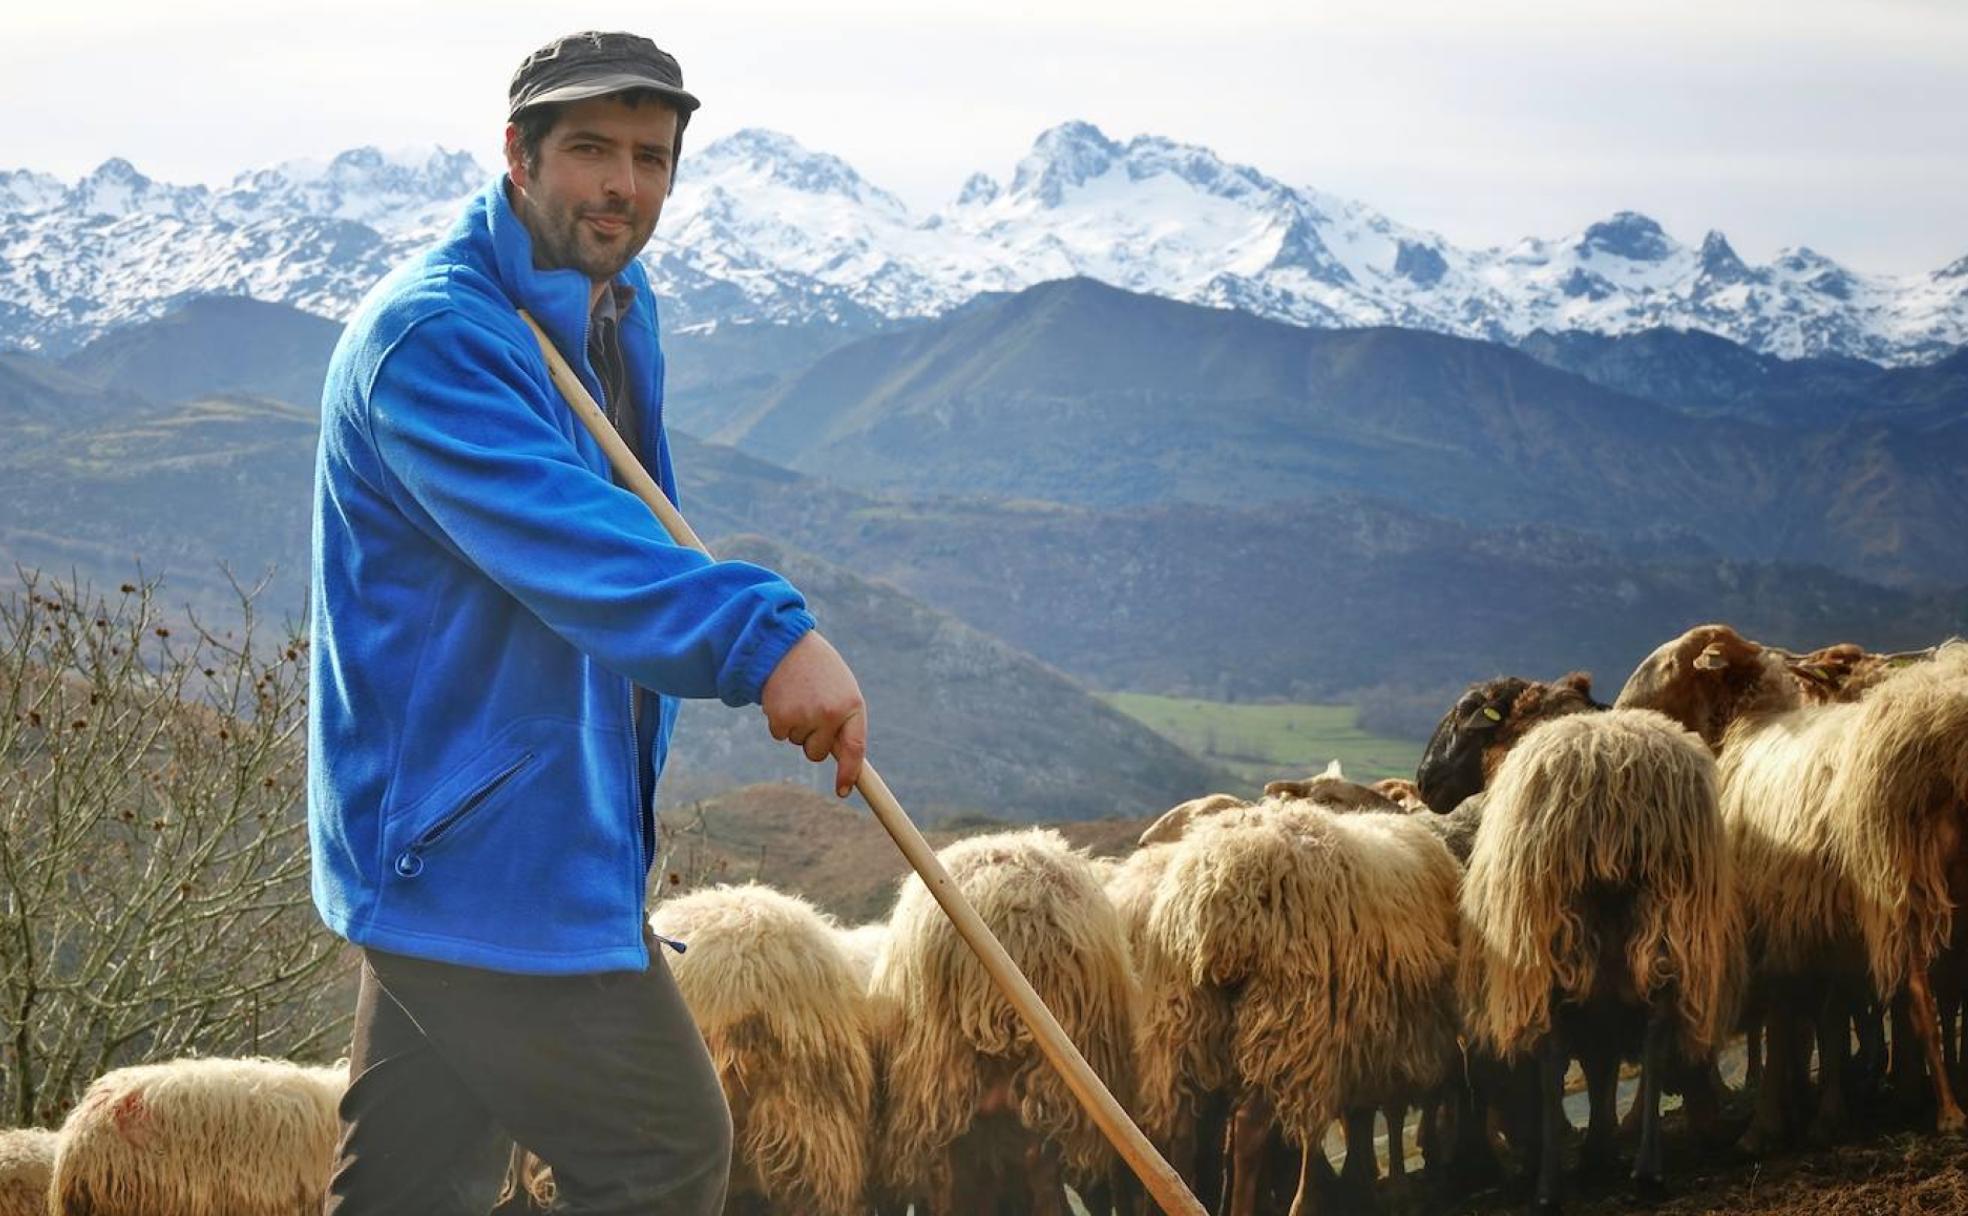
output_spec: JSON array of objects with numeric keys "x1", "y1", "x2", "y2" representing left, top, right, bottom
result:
[{"x1": 309, "y1": 31, "x2": 866, "y2": 1214}]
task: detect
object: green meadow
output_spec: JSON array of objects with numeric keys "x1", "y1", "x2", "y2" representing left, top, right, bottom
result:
[{"x1": 1102, "y1": 693, "x2": 1425, "y2": 792}]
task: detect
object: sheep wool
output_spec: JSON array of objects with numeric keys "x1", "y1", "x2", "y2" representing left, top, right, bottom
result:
[
  {"x1": 873, "y1": 828, "x2": 1135, "y2": 1193},
  {"x1": 1822, "y1": 642, "x2": 1968, "y2": 994},
  {"x1": 1458, "y1": 708, "x2": 1738, "y2": 1060},
  {"x1": 650, "y1": 883, "x2": 875, "y2": 1216},
  {"x1": 51, "y1": 1057, "x2": 345, "y2": 1216},
  {"x1": 1146, "y1": 801, "x2": 1460, "y2": 1144},
  {"x1": 1713, "y1": 697, "x2": 1863, "y2": 979},
  {"x1": 1112, "y1": 842, "x2": 1234, "y2": 1146},
  {"x1": 0, "y1": 1127, "x2": 58, "y2": 1216}
]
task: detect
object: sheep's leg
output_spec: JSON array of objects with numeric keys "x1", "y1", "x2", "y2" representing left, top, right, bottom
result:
[
  {"x1": 1890, "y1": 992, "x2": 1921, "y2": 1108},
  {"x1": 1742, "y1": 1001, "x2": 1797, "y2": 1154},
  {"x1": 1023, "y1": 1135, "x2": 1068, "y2": 1216},
  {"x1": 1340, "y1": 1106, "x2": 1378, "y2": 1194},
  {"x1": 1448, "y1": 1060, "x2": 1505, "y2": 1194},
  {"x1": 1578, "y1": 1043, "x2": 1621, "y2": 1179},
  {"x1": 1227, "y1": 1090, "x2": 1274, "y2": 1216},
  {"x1": 1535, "y1": 1033, "x2": 1569, "y2": 1215},
  {"x1": 1907, "y1": 959, "x2": 1968, "y2": 1133},
  {"x1": 1195, "y1": 1089, "x2": 1230, "y2": 1212},
  {"x1": 1855, "y1": 998, "x2": 1887, "y2": 1107},
  {"x1": 1631, "y1": 998, "x2": 1673, "y2": 1201},
  {"x1": 1808, "y1": 990, "x2": 1852, "y2": 1145}
]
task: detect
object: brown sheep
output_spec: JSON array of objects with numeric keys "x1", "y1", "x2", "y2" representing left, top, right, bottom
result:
[{"x1": 1618, "y1": 625, "x2": 1968, "y2": 1144}]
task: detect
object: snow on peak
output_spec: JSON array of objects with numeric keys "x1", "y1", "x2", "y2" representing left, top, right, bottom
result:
[
  {"x1": 1698, "y1": 230, "x2": 1750, "y2": 281},
  {"x1": 1578, "y1": 211, "x2": 1675, "y2": 262},
  {"x1": 691, "y1": 129, "x2": 904, "y2": 213},
  {"x1": 0, "y1": 167, "x2": 66, "y2": 216},
  {"x1": 955, "y1": 172, "x2": 1001, "y2": 207},
  {"x1": 0, "y1": 124, "x2": 1961, "y2": 367},
  {"x1": 1009, "y1": 121, "x2": 1123, "y2": 206},
  {"x1": 67, "y1": 157, "x2": 210, "y2": 220},
  {"x1": 222, "y1": 145, "x2": 486, "y2": 227}
]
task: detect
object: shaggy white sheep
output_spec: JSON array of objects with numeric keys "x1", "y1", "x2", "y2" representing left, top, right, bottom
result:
[{"x1": 51, "y1": 1056, "x2": 345, "y2": 1216}]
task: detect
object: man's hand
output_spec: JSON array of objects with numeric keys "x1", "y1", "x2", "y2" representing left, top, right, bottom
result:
[{"x1": 760, "y1": 631, "x2": 867, "y2": 797}]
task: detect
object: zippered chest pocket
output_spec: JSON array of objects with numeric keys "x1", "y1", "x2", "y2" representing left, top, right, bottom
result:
[{"x1": 394, "y1": 751, "x2": 536, "y2": 878}]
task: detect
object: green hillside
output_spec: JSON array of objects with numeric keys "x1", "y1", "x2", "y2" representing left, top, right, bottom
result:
[{"x1": 1103, "y1": 693, "x2": 1424, "y2": 791}]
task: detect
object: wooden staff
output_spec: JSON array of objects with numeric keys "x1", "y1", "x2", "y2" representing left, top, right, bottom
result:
[{"x1": 519, "y1": 310, "x2": 1205, "y2": 1216}]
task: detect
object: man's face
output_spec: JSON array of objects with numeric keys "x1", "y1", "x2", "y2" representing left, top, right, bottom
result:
[{"x1": 505, "y1": 95, "x2": 679, "y2": 281}]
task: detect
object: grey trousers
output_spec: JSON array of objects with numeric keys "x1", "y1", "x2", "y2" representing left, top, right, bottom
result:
[{"x1": 323, "y1": 928, "x2": 731, "y2": 1215}]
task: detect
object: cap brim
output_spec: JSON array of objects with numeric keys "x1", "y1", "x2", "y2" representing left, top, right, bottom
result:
[{"x1": 510, "y1": 73, "x2": 701, "y2": 118}]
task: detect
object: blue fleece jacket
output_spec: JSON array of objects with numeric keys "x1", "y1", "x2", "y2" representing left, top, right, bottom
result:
[{"x1": 308, "y1": 177, "x2": 814, "y2": 974}]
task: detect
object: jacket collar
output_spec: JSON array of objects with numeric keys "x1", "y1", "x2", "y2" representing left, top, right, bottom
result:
[
  {"x1": 470, "y1": 175, "x2": 664, "y2": 468},
  {"x1": 481, "y1": 176, "x2": 601, "y2": 372}
]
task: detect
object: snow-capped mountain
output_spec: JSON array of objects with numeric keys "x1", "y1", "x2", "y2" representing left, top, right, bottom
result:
[{"x1": 3, "y1": 124, "x2": 1963, "y2": 364}]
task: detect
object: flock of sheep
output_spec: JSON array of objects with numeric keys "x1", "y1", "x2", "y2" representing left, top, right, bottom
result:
[{"x1": 3, "y1": 621, "x2": 1966, "y2": 1216}]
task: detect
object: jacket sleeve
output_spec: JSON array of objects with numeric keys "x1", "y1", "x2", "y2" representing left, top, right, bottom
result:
[{"x1": 362, "y1": 307, "x2": 813, "y2": 706}]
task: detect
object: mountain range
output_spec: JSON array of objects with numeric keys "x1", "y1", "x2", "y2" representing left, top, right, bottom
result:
[
  {"x1": 4, "y1": 125, "x2": 1963, "y2": 364},
  {"x1": 4, "y1": 291, "x2": 1962, "y2": 735}
]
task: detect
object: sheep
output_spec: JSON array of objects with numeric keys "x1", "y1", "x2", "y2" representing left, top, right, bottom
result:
[
  {"x1": 1144, "y1": 797, "x2": 1461, "y2": 1216},
  {"x1": 0, "y1": 1127, "x2": 57, "y2": 1216},
  {"x1": 873, "y1": 828, "x2": 1135, "y2": 1216},
  {"x1": 648, "y1": 883, "x2": 876, "y2": 1216},
  {"x1": 1618, "y1": 626, "x2": 1968, "y2": 1144},
  {"x1": 1422, "y1": 679, "x2": 1737, "y2": 1210},
  {"x1": 1415, "y1": 672, "x2": 1602, "y2": 816},
  {"x1": 1262, "y1": 760, "x2": 1405, "y2": 814},
  {"x1": 50, "y1": 1056, "x2": 345, "y2": 1216},
  {"x1": 1137, "y1": 792, "x2": 1249, "y2": 847}
]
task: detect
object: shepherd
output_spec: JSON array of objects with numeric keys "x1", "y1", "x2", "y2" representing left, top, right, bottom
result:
[{"x1": 308, "y1": 30, "x2": 868, "y2": 1214}]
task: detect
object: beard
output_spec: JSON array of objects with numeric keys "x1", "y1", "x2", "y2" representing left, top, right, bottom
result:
[{"x1": 518, "y1": 189, "x2": 657, "y2": 281}]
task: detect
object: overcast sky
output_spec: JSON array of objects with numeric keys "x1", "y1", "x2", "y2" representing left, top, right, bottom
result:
[{"x1": 4, "y1": 0, "x2": 1964, "y2": 273}]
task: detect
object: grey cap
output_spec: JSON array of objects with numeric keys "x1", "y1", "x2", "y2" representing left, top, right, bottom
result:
[{"x1": 507, "y1": 31, "x2": 701, "y2": 121}]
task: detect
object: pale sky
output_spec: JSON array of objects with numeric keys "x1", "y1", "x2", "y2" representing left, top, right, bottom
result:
[{"x1": 4, "y1": 0, "x2": 1965, "y2": 273}]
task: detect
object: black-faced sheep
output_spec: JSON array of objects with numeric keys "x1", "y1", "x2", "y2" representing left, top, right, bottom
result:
[
  {"x1": 51, "y1": 1057, "x2": 345, "y2": 1216},
  {"x1": 1618, "y1": 625, "x2": 1968, "y2": 1143},
  {"x1": 873, "y1": 828, "x2": 1135, "y2": 1216},
  {"x1": 649, "y1": 883, "x2": 877, "y2": 1216}
]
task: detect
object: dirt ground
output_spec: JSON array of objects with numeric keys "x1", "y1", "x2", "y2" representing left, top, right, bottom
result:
[{"x1": 1449, "y1": 1113, "x2": 1968, "y2": 1216}]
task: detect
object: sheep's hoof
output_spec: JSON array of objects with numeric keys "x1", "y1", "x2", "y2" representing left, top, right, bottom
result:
[{"x1": 1629, "y1": 1172, "x2": 1668, "y2": 1205}]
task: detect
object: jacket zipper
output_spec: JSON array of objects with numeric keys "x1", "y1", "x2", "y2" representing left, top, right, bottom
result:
[{"x1": 394, "y1": 752, "x2": 536, "y2": 878}]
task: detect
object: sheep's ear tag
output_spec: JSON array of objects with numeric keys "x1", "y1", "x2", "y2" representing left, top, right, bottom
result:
[
  {"x1": 1889, "y1": 657, "x2": 1917, "y2": 669},
  {"x1": 1693, "y1": 645, "x2": 1728, "y2": 671},
  {"x1": 1481, "y1": 706, "x2": 1503, "y2": 722}
]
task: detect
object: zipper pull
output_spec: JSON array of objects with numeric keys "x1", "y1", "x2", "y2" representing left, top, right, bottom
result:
[{"x1": 653, "y1": 932, "x2": 687, "y2": 955}]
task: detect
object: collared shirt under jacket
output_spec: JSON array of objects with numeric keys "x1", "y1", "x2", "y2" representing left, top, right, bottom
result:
[{"x1": 308, "y1": 176, "x2": 814, "y2": 975}]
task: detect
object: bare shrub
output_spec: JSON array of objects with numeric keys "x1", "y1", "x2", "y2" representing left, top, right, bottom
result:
[{"x1": 0, "y1": 570, "x2": 350, "y2": 1127}]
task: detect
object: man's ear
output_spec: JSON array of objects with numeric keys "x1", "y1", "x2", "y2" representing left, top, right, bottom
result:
[{"x1": 503, "y1": 124, "x2": 529, "y2": 187}]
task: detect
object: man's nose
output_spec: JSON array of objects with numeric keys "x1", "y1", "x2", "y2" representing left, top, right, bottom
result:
[{"x1": 600, "y1": 150, "x2": 638, "y2": 200}]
